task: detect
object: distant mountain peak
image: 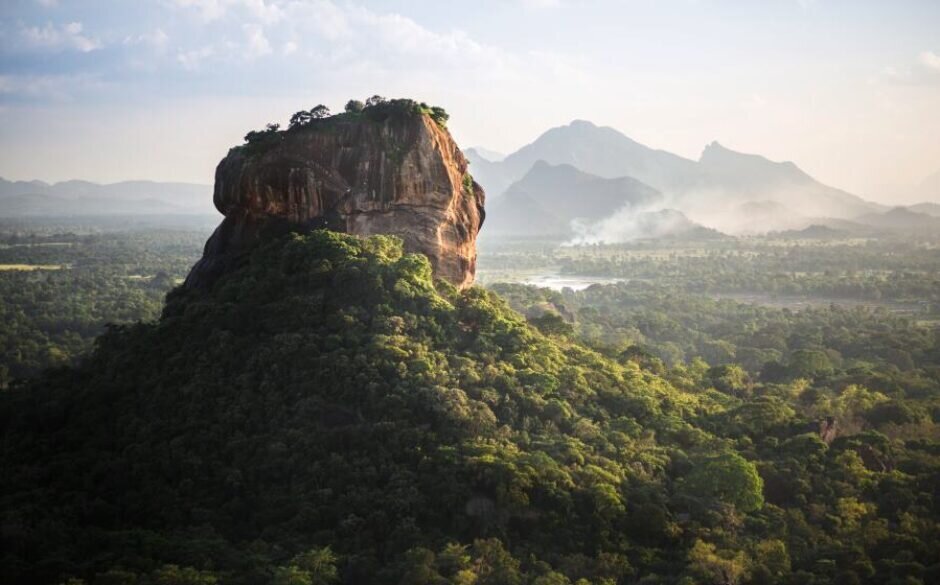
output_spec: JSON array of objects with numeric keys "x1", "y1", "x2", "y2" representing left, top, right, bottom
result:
[
  {"x1": 466, "y1": 146, "x2": 505, "y2": 163},
  {"x1": 567, "y1": 119, "x2": 598, "y2": 129},
  {"x1": 699, "y1": 141, "x2": 808, "y2": 179}
]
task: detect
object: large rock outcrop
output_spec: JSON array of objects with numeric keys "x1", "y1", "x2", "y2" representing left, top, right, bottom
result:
[{"x1": 185, "y1": 108, "x2": 485, "y2": 289}]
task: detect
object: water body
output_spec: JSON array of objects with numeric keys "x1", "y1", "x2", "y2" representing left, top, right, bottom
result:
[
  {"x1": 476, "y1": 268, "x2": 626, "y2": 291},
  {"x1": 519, "y1": 274, "x2": 627, "y2": 291}
]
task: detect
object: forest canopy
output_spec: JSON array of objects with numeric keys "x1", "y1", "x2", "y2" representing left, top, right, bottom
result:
[{"x1": 2, "y1": 229, "x2": 938, "y2": 585}]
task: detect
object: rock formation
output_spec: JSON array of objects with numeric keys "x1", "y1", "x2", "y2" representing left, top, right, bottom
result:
[{"x1": 185, "y1": 104, "x2": 485, "y2": 289}]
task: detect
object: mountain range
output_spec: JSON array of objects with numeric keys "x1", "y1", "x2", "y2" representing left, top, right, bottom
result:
[
  {"x1": 4, "y1": 122, "x2": 937, "y2": 239},
  {"x1": 0, "y1": 177, "x2": 215, "y2": 216},
  {"x1": 469, "y1": 120, "x2": 940, "y2": 241},
  {"x1": 485, "y1": 160, "x2": 661, "y2": 238}
]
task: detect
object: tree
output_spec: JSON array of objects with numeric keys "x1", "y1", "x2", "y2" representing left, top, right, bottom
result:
[
  {"x1": 345, "y1": 99, "x2": 364, "y2": 113},
  {"x1": 688, "y1": 540, "x2": 750, "y2": 585},
  {"x1": 529, "y1": 313, "x2": 573, "y2": 336},
  {"x1": 682, "y1": 452, "x2": 764, "y2": 512},
  {"x1": 244, "y1": 123, "x2": 280, "y2": 143},
  {"x1": 310, "y1": 104, "x2": 331, "y2": 119},
  {"x1": 150, "y1": 565, "x2": 219, "y2": 585},
  {"x1": 290, "y1": 547, "x2": 340, "y2": 585},
  {"x1": 788, "y1": 349, "x2": 834, "y2": 378},
  {"x1": 429, "y1": 106, "x2": 449, "y2": 127},
  {"x1": 290, "y1": 110, "x2": 312, "y2": 129},
  {"x1": 472, "y1": 539, "x2": 522, "y2": 585},
  {"x1": 707, "y1": 364, "x2": 749, "y2": 396},
  {"x1": 365, "y1": 94, "x2": 386, "y2": 107}
]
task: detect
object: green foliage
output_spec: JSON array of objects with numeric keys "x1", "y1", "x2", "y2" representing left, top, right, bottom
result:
[
  {"x1": 687, "y1": 539, "x2": 750, "y2": 585},
  {"x1": 274, "y1": 548, "x2": 339, "y2": 585},
  {"x1": 239, "y1": 122, "x2": 283, "y2": 155},
  {"x1": 3, "y1": 229, "x2": 940, "y2": 585},
  {"x1": 360, "y1": 98, "x2": 450, "y2": 128},
  {"x1": 0, "y1": 229, "x2": 715, "y2": 584},
  {"x1": 0, "y1": 224, "x2": 204, "y2": 382},
  {"x1": 680, "y1": 452, "x2": 764, "y2": 512},
  {"x1": 462, "y1": 173, "x2": 474, "y2": 195}
]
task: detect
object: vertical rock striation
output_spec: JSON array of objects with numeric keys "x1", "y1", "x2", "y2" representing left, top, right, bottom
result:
[{"x1": 185, "y1": 109, "x2": 485, "y2": 289}]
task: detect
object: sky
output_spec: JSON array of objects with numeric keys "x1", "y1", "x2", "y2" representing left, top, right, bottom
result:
[{"x1": 0, "y1": 0, "x2": 938, "y2": 203}]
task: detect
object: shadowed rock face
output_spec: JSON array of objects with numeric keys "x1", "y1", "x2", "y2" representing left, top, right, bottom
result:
[{"x1": 185, "y1": 112, "x2": 485, "y2": 289}]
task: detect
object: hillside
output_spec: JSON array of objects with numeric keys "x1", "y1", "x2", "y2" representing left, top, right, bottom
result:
[
  {"x1": 907, "y1": 202, "x2": 940, "y2": 218},
  {"x1": 484, "y1": 161, "x2": 661, "y2": 238},
  {"x1": 2, "y1": 230, "x2": 729, "y2": 584},
  {"x1": 3, "y1": 102, "x2": 938, "y2": 585},
  {"x1": 855, "y1": 207, "x2": 940, "y2": 234},
  {"x1": 4, "y1": 228, "x2": 939, "y2": 584}
]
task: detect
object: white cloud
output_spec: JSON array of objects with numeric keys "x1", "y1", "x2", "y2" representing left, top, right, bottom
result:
[
  {"x1": 177, "y1": 45, "x2": 215, "y2": 70},
  {"x1": 241, "y1": 0, "x2": 283, "y2": 24},
  {"x1": 920, "y1": 51, "x2": 940, "y2": 72},
  {"x1": 172, "y1": 0, "x2": 282, "y2": 23},
  {"x1": 287, "y1": 0, "x2": 351, "y2": 41},
  {"x1": 881, "y1": 51, "x2": 940, "y2": 86},
  {"x1": 157, "y1": 0, "x2": 587, "y2": 100},
  {"x1": 20, "y1": 21, "x2": 101, "y2": 52},
  {"x1": 35, "y1": 0, "x2": 59, "y2": 7},
  {"x1": 243, "y1": 23, "x2": 272, "y2": 57},
  {"x1": 172, "y1": 0, "x2": 227, "y2": 21},
  {"x1": 124, "y1": 28, "x2": 169, "y2": 49}
]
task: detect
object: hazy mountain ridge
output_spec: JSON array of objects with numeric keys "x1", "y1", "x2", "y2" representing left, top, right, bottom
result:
[
  {"x1": 470, "y1": 121, "x2": 891, "y2": 237},
  {"x1": 693, "y1": 142, "x2": 881, "y2": 219},
  {"x1": 0, "y1": 177, "x2": 215, "y2": 216},
  {"x1": 485, "y1": 160, "x2": 662, "y2": 238},
  {"x1": 908, "y1": 201, "x2": 940, "y2": 217},
  {"x1": 465, "y1": 146, "x2": 505, "y2": 162},
  {"x1": 916, "y1": 169, "x2": 940, "y2": 201},
  {"x1": 855, "y1": 207, "x2": 940, "y2": 233}
]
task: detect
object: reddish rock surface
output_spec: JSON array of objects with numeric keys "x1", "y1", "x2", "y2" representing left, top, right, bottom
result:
[{"x1": 185, "y1": 111, "x2": 485, "y2": 289}]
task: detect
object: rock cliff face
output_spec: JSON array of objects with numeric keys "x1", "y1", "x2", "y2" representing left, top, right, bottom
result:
[{"x1": 185, "y1": 111, "x2": 485, "y2": 289}]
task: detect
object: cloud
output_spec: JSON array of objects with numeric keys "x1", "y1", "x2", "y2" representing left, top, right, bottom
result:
[
  {"x1": 172, "y1": 0, "x2": 282, "y2": 23},
  {"x1": 124, "y1": 28, "x2": 169, "y2": 49},
  {"x1": 882, "y1": 51, "x2": 940, "y2": 86},
  {"x1": 241, "y1": 0, "x2": 284, "y2": 24},
  {"x1": 35, "y1": 0, "x2": 59, "y2": 7},
  {"x1": 172, "y1": 0, "x2": 227, "y2": 21},
  {"x1": 165, "y1": 0, "x2": 521, "y2": 77},
  {"x1": 920, "y1": 51, "x2": 940, "y2": 73},
  {"x1": 243, "y1": 23, "x2": 272, "y2": 57},
  {"x1": 177, "y1": 45, "x2": 215, "y2": 70},
  {"x1": 19, "y1": 21, "x2": 101, "y2": 52}
]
